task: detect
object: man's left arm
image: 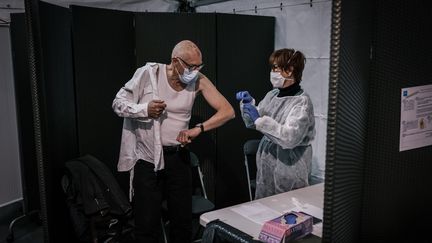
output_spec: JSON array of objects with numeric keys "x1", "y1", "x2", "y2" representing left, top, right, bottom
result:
[{"x1": 176, "y1": 75, "x2": 235, "y2": 145}]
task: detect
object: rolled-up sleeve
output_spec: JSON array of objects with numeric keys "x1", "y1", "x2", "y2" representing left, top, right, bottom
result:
[{"x1": 112, "y1": 67, "x2": 150, "y2": 120}]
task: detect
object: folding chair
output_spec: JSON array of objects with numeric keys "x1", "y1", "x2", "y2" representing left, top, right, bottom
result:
[
  {"x1": 190, "y1": 152, "x2": 214, "y2": 211},
  {"x1": 243, "y1": 139, "x2": 261, "y2": 201},
  {"x1": 190, "y1": 152, "x2": 215, "y2": 241}
]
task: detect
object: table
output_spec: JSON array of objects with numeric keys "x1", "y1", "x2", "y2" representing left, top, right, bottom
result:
[{"x1": 200, "y1": 183, "x2": 324, "y2": 240}]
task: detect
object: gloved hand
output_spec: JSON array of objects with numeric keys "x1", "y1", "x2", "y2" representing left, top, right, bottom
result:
[
  {"x1": 236, "y1": 91, "x2": 253, "y2": 103},
  {"x1": 243, "y1": 103, "x2": 260, "y2": 122}
]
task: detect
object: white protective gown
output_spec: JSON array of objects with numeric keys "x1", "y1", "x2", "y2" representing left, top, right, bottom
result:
[{"x1": 241, "y1": 88, "x2": 315, "y2": 199}]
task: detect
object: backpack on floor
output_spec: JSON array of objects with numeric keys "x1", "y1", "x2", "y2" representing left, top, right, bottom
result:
[{"x1": 61, "y1": 155, "x2": 133, "y2": 242}]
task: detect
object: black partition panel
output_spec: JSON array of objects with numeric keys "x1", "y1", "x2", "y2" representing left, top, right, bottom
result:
[
  {"x1": 135, "y1": 12, "x2": 217, "y2": 77},
  {"x1": 216, "y1": 13, "x2": 274, "y2": 207},
  {"x1": 324, "y1": 0, "x2": 432, "y2": 242},
  {"x1": 322, "y1": 0, "x2": 372, "y2": 242},
  {"x1": 38, "y1": 2, "x2": 78, "y2": 242},
  {"x1": 71, "y1": 6, "x2": 135, "y2": 174},
  {"x1": 361, "y1": 1, "x2": 432, "y2": 242},
  {"x1": 10, "y1": 13, "x2": 40, "y2": 214}
]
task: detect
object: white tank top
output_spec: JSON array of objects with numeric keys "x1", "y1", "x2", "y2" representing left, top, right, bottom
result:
[{"x1": 158, "y1": 64, "x2": 197, "y2": 146}]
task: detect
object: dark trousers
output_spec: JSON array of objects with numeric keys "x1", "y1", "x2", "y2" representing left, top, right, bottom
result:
[{"x1": 133, "y1": 150, "x2": 192, "y2": 243}]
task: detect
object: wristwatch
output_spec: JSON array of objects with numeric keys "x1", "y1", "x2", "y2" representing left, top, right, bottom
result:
[{"x1": 195, "y1": 123, "x2": 204, "y2": 132}]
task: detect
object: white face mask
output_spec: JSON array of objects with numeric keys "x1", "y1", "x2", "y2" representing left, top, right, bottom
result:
[
  {"x1": 270, "y1": 71, "x2": 286, "y2": 88},
  {"x1": 179, "y1": 67, "x2": 199, "y2": 85}
]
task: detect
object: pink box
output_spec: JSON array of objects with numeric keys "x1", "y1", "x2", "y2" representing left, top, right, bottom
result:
[{"x1": 258, "y1": 211, "x2": 313, "y2": 243}]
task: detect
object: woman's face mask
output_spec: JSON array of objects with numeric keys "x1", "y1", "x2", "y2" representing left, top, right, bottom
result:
[{"x1": 270, "y1": 71, "x2": 286, "y2": 88}]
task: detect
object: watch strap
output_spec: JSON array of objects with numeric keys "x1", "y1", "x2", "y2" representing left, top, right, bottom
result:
[{"x1": 196, "y1": 123, "x2": 204, "y2": 132}]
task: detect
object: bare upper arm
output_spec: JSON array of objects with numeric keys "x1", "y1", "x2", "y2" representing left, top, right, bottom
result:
[{"x1": 197, "y1": 74, "x2": 232, "y2": 111}]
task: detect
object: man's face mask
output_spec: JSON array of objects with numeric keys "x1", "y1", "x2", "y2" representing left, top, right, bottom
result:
[
  {"x1": 176, "y1": 57, "x2": 201, "y2": 85},
  {"x1": 179, "y1": 68, "x2": 199, "y2": 85},
  {"x1": 270, "y1": 71, "x2": 286, "y2": 88}
]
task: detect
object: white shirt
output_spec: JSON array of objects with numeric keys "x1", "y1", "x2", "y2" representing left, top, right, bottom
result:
[
  {"x1": 112, "y1": 63, "x2": 163, "y2": 172},
  {"x1": 112, "y1": 63, "x2": 197, "y2": 172}
]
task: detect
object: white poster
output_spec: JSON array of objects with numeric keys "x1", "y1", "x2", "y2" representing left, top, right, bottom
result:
[{"x1": 400, "y1": 84, "x2": 432, "y2": 151}]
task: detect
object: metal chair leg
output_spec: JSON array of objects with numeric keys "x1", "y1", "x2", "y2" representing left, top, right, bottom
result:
[
  {"x1": 161, "y1": 219, "x2": 168, "y2": 243},
  {"x1": 7, "y1": 210, "x2": 39, "y2": 242},
  {"x1": 245, "y1": 155, "x2": 253, "y2": 201}
]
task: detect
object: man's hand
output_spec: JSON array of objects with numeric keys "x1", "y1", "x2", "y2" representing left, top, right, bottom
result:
[
  {"x1": 148, "y1": 100, "x2": 166, "y2": 118},
  {"x1": 176, "y1": 127, "x2": 201, "y2": 146}
]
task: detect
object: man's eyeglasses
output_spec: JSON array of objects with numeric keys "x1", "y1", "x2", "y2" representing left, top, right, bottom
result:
[{"x1": 177, "y1": 57, "x2": 204, "y2": 71}]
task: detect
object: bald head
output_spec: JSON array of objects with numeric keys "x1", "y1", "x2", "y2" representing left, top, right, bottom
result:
[{"x1": 171, "y1": 40, "x2": 202, "y2": 60}]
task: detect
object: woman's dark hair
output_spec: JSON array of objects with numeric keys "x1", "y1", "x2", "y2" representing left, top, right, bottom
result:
[{"x1": 269, "y1": 48, "x2": 306, "y2": 83}]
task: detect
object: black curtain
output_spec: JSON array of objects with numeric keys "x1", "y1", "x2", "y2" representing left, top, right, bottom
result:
[
  {"x1": 215, "y1": 13, "x2": 274, "y2": 207},
  {"x1": 10, "y1": 13, "x2": 40, "y2": 216},
  {"x1": 322, "y1": 0, "x2": 372, "y2": 242},
  {"x1": 71, "y1": 6, "x2": 135, "y2": 193},
  {"x1": 13, "y1": 1, "x2": 79, "y2": 241},
  {"x1": 361, "y1": 1, "x2": 432, "y2": 242},
  {"x1": 323, "y1": 0, "x2": 432, "y2": 242}
]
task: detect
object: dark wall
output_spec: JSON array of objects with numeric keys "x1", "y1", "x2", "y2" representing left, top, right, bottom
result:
[
  {"x1": 216, "y1": 13, "x2": 274, "y2": 207},
  {"x1": 71, "y1": 5, "x2": 135, "y2": 174},
  {"x1": 38, "y1": 2, "x2": 78, "y2": 242},
  {"x1": 323, "y1": 0, "x2": 372, "y2": 242},
  {"x1": 361, "y1": 1, "x2": 432, "y2": 242},
  {"x1": 135, "y1": 13, "x2": 217, "y2": 76}
]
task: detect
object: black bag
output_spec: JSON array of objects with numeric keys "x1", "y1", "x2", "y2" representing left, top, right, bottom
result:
[{"x1": 61, "y1": 155, "x2": 133, "y2": 242}]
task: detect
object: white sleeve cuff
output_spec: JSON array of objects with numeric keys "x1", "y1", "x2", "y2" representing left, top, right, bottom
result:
[
  {"x1": 254, "y1": 116, "x2": 265, "y2": 128},
  {"x1": 137, "y1": 103, "x2": 148, "y2": 117}
]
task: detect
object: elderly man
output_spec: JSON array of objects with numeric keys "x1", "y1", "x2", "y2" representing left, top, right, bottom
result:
[{"x1": 113, "y1": 40, "x2": 235, "y2": 243}]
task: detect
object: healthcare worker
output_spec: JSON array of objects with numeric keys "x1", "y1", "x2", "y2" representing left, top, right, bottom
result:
[{"x1": 236, "y1": 48, "x2": 315, "y2": 199}]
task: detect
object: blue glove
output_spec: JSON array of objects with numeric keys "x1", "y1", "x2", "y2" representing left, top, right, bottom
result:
[
  {"x1": 236, "y1": 91, "x2": 253, "y2": 103},
  {"x1": 243, "y1": 103, "x2": 260, "y2": 122}
]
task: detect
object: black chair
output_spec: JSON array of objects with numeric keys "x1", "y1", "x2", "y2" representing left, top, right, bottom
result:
[
  {"x1": 243, "y1": 139, "x2": 261, "y2": 201},
  {"x1": 190, "y1": 152, "x2": 214, "y2": 215}
]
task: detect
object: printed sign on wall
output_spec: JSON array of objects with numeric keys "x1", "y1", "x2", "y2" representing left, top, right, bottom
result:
[{"x1": 400, "y1": 84, "x2": 432, "y2": 151}]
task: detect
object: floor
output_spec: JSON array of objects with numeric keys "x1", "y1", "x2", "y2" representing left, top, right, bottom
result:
[
  {"x1": 0, "y1": 200, "x2": 319, "y2": 243},
  {"x1": 0, "y1": 208, "x2": 321, "y2": 243},
  {"x1": 0, "y1": 202, "x2": 43, "y2": 243},
  {"x1": 0, "y1": 204, "x2": 200, "y2": 243}
]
